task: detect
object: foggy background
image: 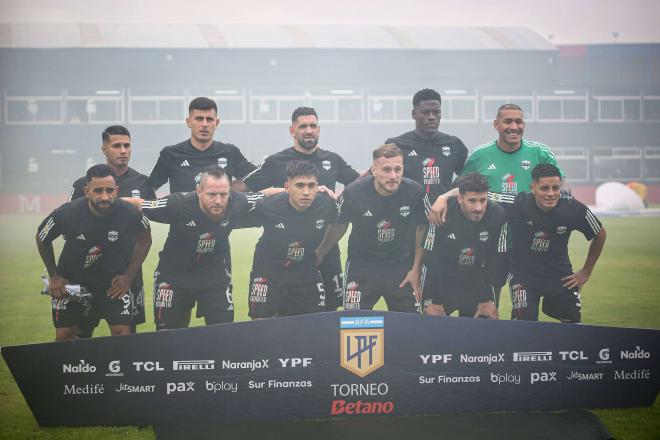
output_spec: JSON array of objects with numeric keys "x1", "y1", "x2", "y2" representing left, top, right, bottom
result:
[{"x1": 1, "y1": 0, "x2": 659, "y2": 199}]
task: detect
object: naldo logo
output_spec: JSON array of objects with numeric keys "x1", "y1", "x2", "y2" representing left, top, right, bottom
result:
[{"x1": 63, "y1": 360, "x2": 96, "y2": 374}]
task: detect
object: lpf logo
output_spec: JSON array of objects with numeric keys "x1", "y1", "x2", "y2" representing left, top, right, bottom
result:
[{"x1": 340, "y1": 316, "x2": 384, "y2": 378}]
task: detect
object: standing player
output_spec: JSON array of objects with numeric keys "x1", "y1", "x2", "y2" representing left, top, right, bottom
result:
[
  {"x1": 316, "y1": 144, "x2": 429, "y2": 313},
  {"x1": 243, "y1": 107, "x2": 360, "y2": 310},
  {"x1": 413, "y1": 173, "x2": 507, "y2": 319},
  {"x1": 246, "y1": 161, "x2": 337, "y2": 318},
  {"x1": 490, "y1": 164, "x2": 606, "y2": 322},
  {"x1": 69, "y1": 125, "x2": 155, "y2": 336},
  {"x1": 36, "y1": 164, "x2": 151, "y2": 341},
  {"x1": 386, "y1": 88, "x2": 468, "y2": 204},
  {"x1": 139, "y1": 165, "x2": 275, "y2": 329}
]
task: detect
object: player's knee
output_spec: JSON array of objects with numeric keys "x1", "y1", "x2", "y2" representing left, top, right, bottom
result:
[
  {"x1": 109, "y1": 325, "x2": 131, "y2": 336},
  {"x1": 76, "y1": 328, "x2": 94, "y2": 339},
  {"x1": 55, "y1": 327, "x2": 77, "y2": 341}
]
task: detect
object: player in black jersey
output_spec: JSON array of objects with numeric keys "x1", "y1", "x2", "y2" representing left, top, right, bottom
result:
[
  {"x1": 316, "y1": 144, "x2": 429, "y2": 313},
  {"x1": 490, "y1": 164, "x2": 606, "y2": 322},
  {"x1": 244, "y1": 107, "x2": 360, "y2": 311},
  {"x1": 385, "y1": 88, "x2": 468, "y2": 205},
  {"x1": 36, "y1": 164, "x2": 152, "y2": 341},
  {"x1": 245, "y1": 161, "x2": 338, "y2": 318},
  {"x1": 69, "y1": 126, "x2": 155, "y2": 336},
  {"x1": 413, "y1": 173, "x2": 507, "y2": 319},
  {"x1": 139, "y1": 165, "x2": 274, "y2": 329}
]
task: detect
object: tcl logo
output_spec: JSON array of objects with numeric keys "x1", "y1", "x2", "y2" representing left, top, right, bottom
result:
[
  {"x1": 133, "y1": 361, "x2": 165, "y2": 372},
  {"x1": 530, "y1": 372, "x2": 557, "y2": 384}
]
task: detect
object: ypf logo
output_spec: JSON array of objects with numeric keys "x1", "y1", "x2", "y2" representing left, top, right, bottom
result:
[{"x1": 340, "y1": 316, "x2": 384, "y2": 378}]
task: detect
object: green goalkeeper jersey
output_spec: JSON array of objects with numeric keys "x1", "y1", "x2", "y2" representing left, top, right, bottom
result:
[{"x1": 461, "y1": 139, "x2": 563, "y2": 195}]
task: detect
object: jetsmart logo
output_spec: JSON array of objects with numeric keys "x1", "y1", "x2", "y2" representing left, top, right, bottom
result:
[
  {"x1": 513, "y1": 351, "x2": 552, "y2": 362},
  {"x1": 63, "y1": 360, "x2": 96, "y2": 374},
  {"x1": 173, "y1": 360, "x2": 215, "y2": 371}
]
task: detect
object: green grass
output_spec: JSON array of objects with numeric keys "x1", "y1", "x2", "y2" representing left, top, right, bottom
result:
[{"x1": 0, "y1": 215, "x2": 659, "y2": 439}]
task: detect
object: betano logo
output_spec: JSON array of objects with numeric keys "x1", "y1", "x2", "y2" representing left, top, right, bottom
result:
[{"x1": 340, "y1": 316, "x2": 384, "y2": 378}]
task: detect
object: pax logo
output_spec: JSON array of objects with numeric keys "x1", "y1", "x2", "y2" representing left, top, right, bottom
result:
[
  {"x1": 166, "y1": 382, "x2": 195, "y2": 395},
  {"x1": 530, "y1": 372, "x2": 557, "y2": 384}
]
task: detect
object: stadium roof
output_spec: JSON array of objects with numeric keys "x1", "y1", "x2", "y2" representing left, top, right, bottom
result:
[{"x1": 0, "y1": 24, "x2": 556, "y2": 51}]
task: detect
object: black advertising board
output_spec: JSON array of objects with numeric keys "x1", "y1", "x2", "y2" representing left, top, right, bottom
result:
[{"x1": 2, "y1": 311, "x2": 658, "y2": 426}]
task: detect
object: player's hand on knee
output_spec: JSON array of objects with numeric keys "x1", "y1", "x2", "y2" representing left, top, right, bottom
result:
[
  {"x1": 474, "y1": 301, "x2": 498, "y2": 319},
  {"x1": 561, "y1": 269, "x2": 590, "y2": 291},
  {"x1": 424, "y1": 303, "x2": 446, "y2": 316},
  {"x1": 429, "y1": 195, "x2": 449, "y2": 226},
  {"x1": 48, "y1": 275, "x2": 69, "y2": 298},
  {"x1": 107, "y1": 274, "x2": 131, "y2": 298},
  {"x1": 399, "y1": 270, "x2": 421, "y2": 302}
]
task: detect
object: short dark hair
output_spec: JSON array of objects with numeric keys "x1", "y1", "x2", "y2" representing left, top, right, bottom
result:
[
  {"x1": 86, "y1": 164, "x2": 115, "y2": 183},
  {"x1": 291, "y1": 107, "x2": 318, "y2": 123},
  {"x1": 189, "y1": 97, "x2": 218, "y2": 114},
  {"x1": 286, "y1": 161, "x2": 319, "y2": 180},
  {"x1": 532, "y1": 164, "x2": 562, "y2": 181},
  {"x1": 102, "y1": 125, "x2": 130, "y2": 144},
  {"x1": 496, "y1": 103, "x2": 523, "y2": 119},
  {"x1": 199, "y1": 164, "x2": 228, "y2": 187},
  {"x1": 413, "y1": 88, "x2": 441, "y2": 107},
  {"x1": 456, "y1": 173, "x2": 489, "y2": 195},
  {"x1": 373, "y1": 144, "x2": 403, "y2": 161}
]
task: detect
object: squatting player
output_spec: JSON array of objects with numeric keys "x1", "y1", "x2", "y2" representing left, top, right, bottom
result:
[
  {"x1": 138, "y1": 165, "x2": 278, "y2": 329},
  {"x1": 246, "y1": 161, "x2": 338, "y2": 318},
  {"x1": 491, "y1": 164, "x2": 606, "y2": 322},
  {"x1": 69, "y1": 125, "x2": 155, "y2": 336},
  {"x1": 36, "y1": 164, "x2": 151, "y2": 341},
  {"x1": 316, "y1": 144, "x2": 429, "y2": 313},
  {"x1": 414, "y1": 173, "x2": 507, "y2": 319},
  {"x1": 243, "y1": 107, "x2": 360, "y2": 311}
]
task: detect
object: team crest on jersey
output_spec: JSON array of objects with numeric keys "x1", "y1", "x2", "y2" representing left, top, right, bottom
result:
[
  {"x1": 501, "y1": 173, "x2": 517, "y2": 194},
  {"x1": 108, "y1": 231, "x2": 119, "y2": 242},
  {"x1": 339, "y1": 316, "x2": 384, "y2": 378},
  {"x1": 322, "y1": 160, "x2": 332, "y2": 171},
  {"x1": 315, "y1": 219, "x2": 325, "y2": 230},
  {"x1": 131, "y1": 189, "x2": 141, "y2": 198},
  {"x1": 458, "y1": 247, "x2": 476, "y2": 266},
  {"x1": 84, "y1": 246, "x2": 103, "y2": 268},
  {"x1": 441, "y1": 146, "x2": 451, "y2": 157},
  {"x1": 400, "y1": 206, "x2": 410, "y2": 217},
  {"x1": 218, "y1": 157, "x2": 228, "y2": 168},
  {"x1": 531, "y1": 231, "x2": 550, "y2": 252},
  {"x1": 479, "y1": 231, "x2": 489, "y2": 242},
  {"x1": 521, "y1": 160, "x2": 531, "y2": 170},
  {"x1": 557, "y1": 226, "x2": 567, "y2": 235},
  {"x1": 377, "y1": 220, "x2": 395, "y2": 243},
  {"x1": 220, "y1": 219, "x2": 230, "y2": 228}
]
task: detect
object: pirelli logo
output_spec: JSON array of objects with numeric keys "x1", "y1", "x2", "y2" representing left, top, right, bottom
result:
[
  {"x1": 340, "y1": 317, "x2": 384, "y2": 378},
  {"x1": 513, "y1": 351, "x2": 553, "y2": 362}
]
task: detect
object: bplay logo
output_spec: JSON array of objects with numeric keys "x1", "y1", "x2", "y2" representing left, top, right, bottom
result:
[{"x1": 490, "y1": 372, "x2": 521, "y2": 385}]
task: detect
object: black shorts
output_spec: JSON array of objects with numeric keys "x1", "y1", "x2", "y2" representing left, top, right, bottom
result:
[
  {"x1": 130, "y1": 285, "x2": 146, "y2": 325},
  {"x1": 343, "y1": 259, "x2": 419, "y2": 313},
  {"x1": 494, "y1": 253, "x2": 510, "y2": 289},
  {"x1": 153, "y1": 272, "x2": 233, "y2": 329},
  {"x1": 318, "y1": 246, "x2": 344, "y2": 311},
  {"x1": 421, "y1": 266, "x2": 489, "y2": 317},
  {"x1": 51, "y1": 287, "x2": 132, "y2": 328},
  {"x1": 509, "y1": 276, "x2": 581, "y2": 323},
  {"x1": 248, "y1": 270, "x2": 325, "y2": 319}
]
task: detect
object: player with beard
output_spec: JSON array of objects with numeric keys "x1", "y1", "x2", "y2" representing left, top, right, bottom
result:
[
  {"x1": 316, "y1": 144, "x2": 429, "y2": 313},
  {"x1": 412, "y1": 173, "x2": 507, "y2": 319},
  {"x1": 36, "y1": 164, "x2": 152, "y2": 341},
  {"x1": 137, "y1": 165, "x2": 279, "y2": 329},
  {"x1": 245, "y1": 161, "x2": 338, "y2": 318},
  {"x1": 243, "y1": 107, "x2": 360, "y2": 310},
  {"x1": 69, "y1": 125, "x2": 155, "y2": 336}
]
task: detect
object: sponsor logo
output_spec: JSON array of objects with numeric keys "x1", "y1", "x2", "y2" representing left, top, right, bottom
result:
[
  {"x1": 194, "y1": 172, "x2": 203, "y2": 183},
  {"x1": 155, "y1": 282, "x2": 174, "y2": 309},
  {"x1": 447, "y1": 233, "x2": 456, "y2": 240},
  {"x1": 196, "y1": 232, "x2": 216, "y2": 258},
  {"x1": 222, "y1": 359, "x2": 270, "y2": 371},
  {"x1": 513, "y1": 352, "x2": 553, "y2": 362},
  {"x1": 488, "y1": 163, "x2": 497, "y2": 170},
  {"x1": 614, "y1": 369, "x2": 651, "y2": 380},
  {"x1": 315, "y1": 219, "x2": 325, "y2": 230},
  {"x1": 331, "y1": 400, "x2": 394, "y2": 415},
  {"x1": 408, "y1": 150, "x2": 417, "y2": 157},
  {"x1": 525, "y1": 220, "x2": 533, "y2": 226},
  {"x1": 249, "y1": 277, "x2": 269, "y2": 304},
  {"x1": 596, "y1": 348, "x2": 612, "y2": 364},
  {"x1": 76, "y1": 234, "x2": 86, "y2": 240},
  {"x1": 63, "y1": 360, "x2": 97, "y2": 374},
  {"x1": 531, "y1": 231, "x2": 550, "y2": 252},
  {"x1": 84, "y1": 246, "x2": 103, "y2": 268},
  {"x1": 106, "y1": 360, "x2": 123, "y2": 377},
  {"x1": 530, "y1": 371, "x2": 557, "y2": 384},
  {"x1": 559, "y1": 351, "x2": 588, "y2": 361},
  {"x1": 344, "y1": 281, "x2": 361, "y2": 310},
  {"x1": 131, "y1": 189, "x2": 141, "y2": 198},
  {"x1": 108, "y1": 230, "x2": 118, "y2": 242},
  {"x1": 620, "y1": 346, "x2": 651, "y2": 360},
  {"x1": 274, "y1": 222, "x2": 286, "y2": 229},
  {"x1": 521, "y1": 160, "x2": 531, "y2": 170},
  {"x1": 133, "y1": 361, "x2": 165, "y2": 372},
  {"x1": 322, "y1": 160, "x2": 332, "y2": 170},
  {"x1": 220, "y1": 219, "x2": 230, "y2": 227},
  {"x1": 115, "y1": 383, "x2": 156, "y2": 393},
  {"x1": 501, "y1": 173, "x2": 517, "y2": 193},
  {"x1": 331, "y1": 383, "x2": 389, "y2": 397},
  {"x1": 377, "y1": 220, "x2": 395, "y2": 243},
  {"x1": 279, "y1": 358, "x2": 312, "y2": 368},
  {"x1": 491, "y1": 372, "x2": 521, "y2": 385},
  {"x1": 340, "y1": 316, "x2": 384, "y2": 378},
  {"x1": 218, "y1": 157, "x2": 228, "y2": 168},
  {"x1": 479, "y1": 231, "x2": 489, "y2": 242},
  {"x1": 460, "y1": 353, "x2": 504, "y2": 364},
  {"x1": 511, "y1": 283, "x2": 527, "y2": 310},
  {"x1": 420, "y1": 375, "x2": 480, "y2": 384},
  {"x1": 363, "y1": 210, "x2": 373, "y2": 217},
  {"x1": 458, "y1": 247, "x2": 475, "y2": 266},
  {"x1": 249, "y1": 380, "x2": 313, "y2": 389},
  {"x1": 186, "y1": 220, "x2": 197, "y2": 227},
  {"x1": 206, "y1": 380, "x2": 238, "y2": 393},
  {"x1": 567, "y1": 371, "x2": 604, "y2": 381},
  {"x1": 557, "y1": 226, "x2": 567, "y2": 235},
  {"x1": 166, "y1": 382, "x2": 195, "y2": 395},
  {"x1": 400, "y1": 206, "x2": 410, "y2": 217},
  {"x1": 422, "y1": 157, "x2": 440, "y2": 186},
  {"x1": 180, "y1": 160, "x2": 190, "y2": 167},
  {"x1": 441, "y1": 146, "x2": 451, "y2": 157},
  {"x1": 286, "y1": 241, "x2": 305, "y2": 264},
  {"x1": 420, "y1": 354, "x2": 452, "y2": 364},
  {"x1": 64, "y1": 384, "x2": 104, "y2": 395},
  {"x1": 173, "y1": 360, "x2": 215, "y2": 371}
]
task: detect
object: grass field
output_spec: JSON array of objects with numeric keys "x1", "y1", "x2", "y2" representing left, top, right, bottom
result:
[{"x1": 0, "y1": 214, "x2": 659, "y2": 439}]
